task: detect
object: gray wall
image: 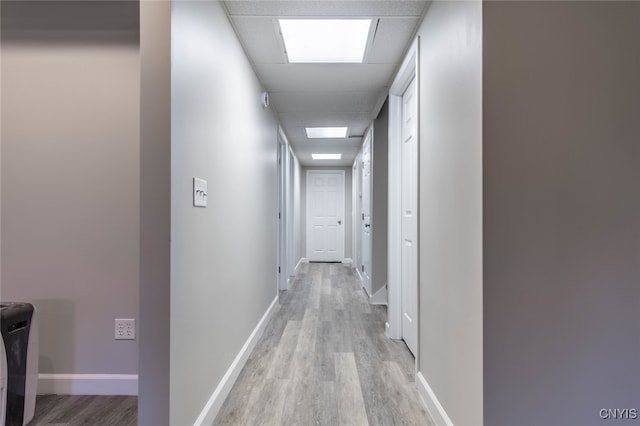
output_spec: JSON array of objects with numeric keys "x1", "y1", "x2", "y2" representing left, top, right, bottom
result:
[
  {"x1": 371, "y1": 101, "x2": 389, "y2": 295},
  {"x1": 301, "y1": 167, "x2": 353, "y2": 260},
  {"x1": 416, "y1": 2, "x2": 484, "y2": 425},
  {"x1": 170, "y1": 2, "x2": 279, "y2": 424},
  {"x1": 139, "y1": 0, "x2": 171, "y2": 424},
  {"x1": 1, "y1": 0, "x2": 139, "y2": 376},
  {"x1": 292, "y1": 152, "x2": 304, "y2": 267},
  {"x1": 483, "y1": 2, "x2": 640, "y2": 425}
]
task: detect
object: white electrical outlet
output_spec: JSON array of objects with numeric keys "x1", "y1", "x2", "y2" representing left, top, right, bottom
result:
[{"x1": 115, "y1": 319, "x2": 136, "y2": 340}]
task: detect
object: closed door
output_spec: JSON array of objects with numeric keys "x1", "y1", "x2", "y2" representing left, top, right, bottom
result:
[
  {"x1": 401, "y1": 77, "x2": 418, "y2": 355},
  {"x1": 361, "y1": 130, "x2": 372, "y2": 294},
  {"x1": 307, "y1": 171, "x2": 345, "y2": 262}
]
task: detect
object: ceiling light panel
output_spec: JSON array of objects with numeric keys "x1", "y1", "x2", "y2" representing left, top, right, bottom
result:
[
  {"x1": 305, "y1": 127, "x2": 348, "y2": 138},
  {"x1": 312, "y1": 153, "x2": 342, "y2": 160},
  {"x1": 279, "y1": 19, "x2": 371, "y2": 63}
]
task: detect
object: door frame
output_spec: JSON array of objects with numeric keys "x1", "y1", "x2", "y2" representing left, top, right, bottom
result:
[
  {"x1": 352, "y1": 156, "x2": 362, "y2": 279},
  {"x1": 305, "y1": 169, "x2": 346, "y2": 262},
  {"x1": 277, "y1": 130, "x2": 287, "y2": 292},
  {"x1": 360, "y1": 127, "x2": 373, "y2": 295},
  {"x1": 387, "y1": 38, "x2": 420, "y2": 363}
]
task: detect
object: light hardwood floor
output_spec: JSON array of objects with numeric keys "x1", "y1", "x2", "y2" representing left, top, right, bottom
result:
[{"x1": 214, "y1": 262, "x2": 434, "y2": 426}]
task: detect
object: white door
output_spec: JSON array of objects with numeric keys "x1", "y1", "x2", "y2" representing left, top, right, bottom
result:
[
  {"x1": 307, "y1": 170, "x2": 345, "y2": 262},
  {"x1": 361, "y1": 130, "x2": 372, "y2": 294},
  {"x1": 401, "y1": 77, "x2": 418, "y2": 355}
]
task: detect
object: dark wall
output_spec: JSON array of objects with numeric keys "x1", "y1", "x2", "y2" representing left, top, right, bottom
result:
[
  {"x1": 484, "y1": 2, "x2": 640, "y2": 425},
  {"x1": 1, "y1": 1, "x2": 139, "y2": 43},
  {"x1": 371, "y1": 98, "x2": 389, "y2": 294}
]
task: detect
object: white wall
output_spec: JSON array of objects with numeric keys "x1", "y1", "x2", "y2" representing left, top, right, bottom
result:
[
  {"x1": 415, "y1": 2, "x2": 483, "y2": 425},
  {"x1": 483, "y1": 2, "x2": 640, "y2": 425},
  {"x1": 170, "y1": 2, "x2": 279, "y2": 424},
  {"x1": 1, "y1": 0, "x2": 140, "y2": 384},
  {"x1": 301, "y1": 166, "x2": 353, "y2": 260}
]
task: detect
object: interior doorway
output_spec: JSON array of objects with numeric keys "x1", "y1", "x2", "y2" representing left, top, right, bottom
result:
[
  {"x1": 360, "y1": 129, "x2": 373, "y2": 295},
  {"x1": 306, "y1": 170, "x2": 345, "y2": 262},
  {"x1": 400, "y1": 76, "x2": 418, "y2": 355},
  {"x1": 277, "y1": 133, "x2": 288, "y2": 292},
  {"x1": 388, "y1": 39, "x2": 419, "y2": 358}
]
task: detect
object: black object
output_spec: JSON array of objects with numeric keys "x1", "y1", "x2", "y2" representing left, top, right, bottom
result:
[{"x1": 1, "y1": 303, "x2": 35, "y2": 426}]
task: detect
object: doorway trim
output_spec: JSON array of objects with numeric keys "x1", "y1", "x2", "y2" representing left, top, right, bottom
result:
[
  {"x1": 352, "y1": 159, "x2": 361, "y2": 278},
  {"x1": 387, "y1": 38, "x2": 419, "y2": 358},
  {"x1": 305, "y1": 169, "x2": 346, "y2": 262},
  {"x1": 277, "y1": 129, "x2": 286, "y2": 292}
]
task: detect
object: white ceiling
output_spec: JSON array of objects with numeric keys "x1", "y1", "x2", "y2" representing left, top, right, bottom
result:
[{"x1": 223, "y1": 1, "x2": 429, "y2": 166}]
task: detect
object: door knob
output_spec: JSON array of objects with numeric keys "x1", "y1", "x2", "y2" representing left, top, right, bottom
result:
[
  {"x1": 338, "y1": 220, "x2": 342, "y2": 225},
  {"x1": 365, "y1": 223, "x2": 371, "y2": 228}
]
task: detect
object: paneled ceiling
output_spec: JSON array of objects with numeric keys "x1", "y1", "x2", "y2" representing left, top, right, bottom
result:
[{"x1": 223, "y1": 1, "x2": 429, "y2": 166}]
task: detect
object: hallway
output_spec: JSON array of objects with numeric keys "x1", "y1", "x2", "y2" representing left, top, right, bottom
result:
[{"x1": 214, "y1": 263, "x2": 433, "y2": 425}]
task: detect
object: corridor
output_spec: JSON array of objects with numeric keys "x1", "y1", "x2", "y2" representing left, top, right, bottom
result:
[{"x1": 214, "y1": 263, "x2": 433, "y2": 425}]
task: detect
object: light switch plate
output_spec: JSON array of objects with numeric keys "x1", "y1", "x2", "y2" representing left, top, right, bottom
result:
[{"x1": 193, "y1": 177, "x2": 207, "y2": 207}]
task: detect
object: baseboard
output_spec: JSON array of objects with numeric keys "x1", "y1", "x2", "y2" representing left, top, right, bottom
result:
[
  {"x1": 194, "y1": 296, "x2": 280, "y2": 426},
  {"x1": 362, "y1": 284, "x2": 373, "y2": 298},
  {"x1": 342, "y1": 258, "x2": 353, "y2": 265},
  {"x1": 416, "y1": 372, "x2": 454, "y2": 426},
  {"x1": 295, "y1": 257, "x2": 309, "y2": 271},
  {"x1": 355, "y1": 267, "x2": 364, "y2": 283},
  {"x1": 369, "y1": 285, "x2": 388, "y2": 305},
  {"x1": 38, "y1": 374, "x2": 138, "y2": 396}
]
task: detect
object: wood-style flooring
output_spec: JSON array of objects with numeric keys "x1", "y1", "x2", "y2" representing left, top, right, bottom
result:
[
  {"x1": 214, "y1": 262, "x2": 434, "y2": 426},
  {"x1": 31, "y1": 394, "x2": 137, "y2": 425}
]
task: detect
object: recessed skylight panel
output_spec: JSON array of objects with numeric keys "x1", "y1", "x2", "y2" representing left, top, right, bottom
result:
[
  {"x1": 312, "y1": 153, "x2": 342, "y2": 160},
  {"x1": 305, "y1": 127, "x2": 348, "y2": 139},
  {"x1": 279, "y1": 19, "x2": 371, "y2": 63}
]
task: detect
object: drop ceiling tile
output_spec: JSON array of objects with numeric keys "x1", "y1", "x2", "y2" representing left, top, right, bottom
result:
[
  {"x1": 367, "y1": 18, "x2": 421, "y2": 63},
  {"x1": 230, "y1": 17, "x2": 286, "y2": 64},
  {"x1": 279, "y1": 112, "x2": 373, "y2": 128},
  {"x1": 255, "y1": 63, "x2": 395, "y2": 91},
  {"x1": 270, "y1": 91, "x2": 380, "y2": 114},
  {"x1": 225, "y1": 1, "x2": 430, "y2": 18}
]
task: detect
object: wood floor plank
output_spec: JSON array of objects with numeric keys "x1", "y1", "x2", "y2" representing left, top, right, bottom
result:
[
  {"x1": 380, "y1": 361, "x2": 435, "y2": 425},
  {"x1": 335, "y1": 352, "x2": 370, "y2": 426},
  {"x1": 280, "y1": 350, "x2": 315, "y2": 425},
  {"x1": 266, "y1": 320, "x2": 301, "y2": 380},
  {"x1": 315, "y1": 320, "x2": 337, "y2": 381},
  {"x1": 312, "y1": 381, "x2": 337, "y2": 426},
  {"x1": 296, "y1": 306, "x2": 318, "y2": 352}
]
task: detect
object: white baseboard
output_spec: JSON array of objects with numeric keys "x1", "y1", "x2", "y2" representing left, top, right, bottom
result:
[
  {"x1": 355, "y1": 267, "x2": 364, "y2": 282},
  {"x1": 342, "y1": 258, "x2": 353, "y2": 265},
  {"x1": 194, "y1": 296, "x2": 280, "y2": 426},
  {"x1": 295, "y1": 258, "x2": 309, "y2": 271},
  {"x1": 38, "y1": 374, "x2": 138, "y2": 396},
  {"x1": 416, "y1": 372, "x2": 454, "y2": 426},
  {"x1": 369, "y1": 285, "x2": 388, "y2": 305},
  {"x1": 362, "y1": 284, "x2": 372, "y2": 298}
]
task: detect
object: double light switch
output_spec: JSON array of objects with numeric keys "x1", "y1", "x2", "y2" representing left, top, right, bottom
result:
[{"x1": 193, "y1": 177, "x2": 208, "y2": 207}]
